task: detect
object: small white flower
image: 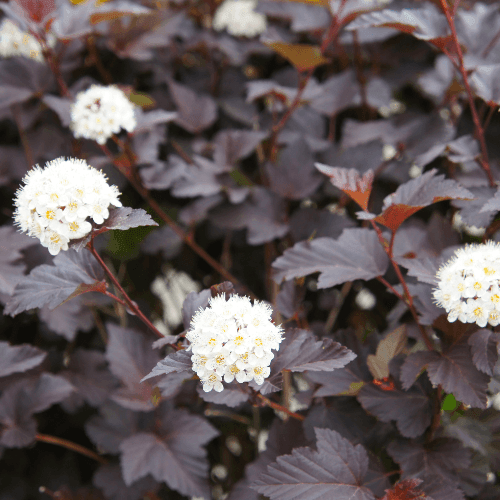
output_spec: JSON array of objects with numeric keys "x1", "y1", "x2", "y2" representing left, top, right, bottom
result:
[
  {"x1": 212, "y1": 0, "x2": 267, "y2": 38},
  {"x1": 0, "y1": 19, "x2": 56, "y2": 63},
  {"x1": 186, "y1": 294, "x2": 283, "y2": 391},
  {"x1": 433, "y1": 242, "x2": 500, "y2": 327},
  {"x1": 13, "y1": 157, "x2": 122, "y2": 255},
  {"x1": 201, "y1": 372, "x2": 224, "y2": 392},
  {"x1": 70, "y1": 84, "x2": 137, "y2": 145}
]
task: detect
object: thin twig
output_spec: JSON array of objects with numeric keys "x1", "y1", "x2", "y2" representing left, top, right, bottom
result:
[
  {"x1": 439, "y1": 0, "x2": 496, "y2": 187},
  {"x1": 11, "y1": 103, "x2": 34, "y2": 168},
  {"x1": 324, "y1": 281, "x2": 352, "y2": 333},
  {"x1": 100, "y1": 142, "x2": 258, "y2": 300},
  {"x1": 267, "y1": 0, "x2": 348, "y2": 160},
  {"x1": 36, "y1": 433, "x2": 107, "y2": 464},
  {"x1": 370, "y1": 221, "x2": 435, "y2": 351},
  {"x1": 204, "y1": 408, "x2": 252, "y2": 426},
  {"x1": 256, "y1": 393, "x2": 305, "y2": 421},
  {"x1": 87, "y1": 239, "x2": 176, "y2": 344}
]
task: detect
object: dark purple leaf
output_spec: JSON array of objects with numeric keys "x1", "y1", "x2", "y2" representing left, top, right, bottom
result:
[
  {"x1": 387, "y1": 437, "x2": 469, "y2": 499},
  {"x1": 400, "y1": 351, "x2": 440, "y2": 391},
  {"x1": 308, "y1": 70, "x2": 359, "y2": 116},
  {"x1": 272, "y1": 228, "x2": 389, "y2": 288},
  {"x1": 289, "y1": 207, "x2": 356, "y2": 243},
  {"x1": 0, "y1": 85, "x2": 33, "y2": 110},
  {"x1": 0, "y1": 341, "x2": 46, "y2": 378},
  {"x1": 470, "y1": 65, "x2": 500, "y2": 106},
  {"x1": 60, "y1": 349, "x2": 117, "y2": 411},
  {"x1": 252, "y1": 427, "x2": 376, "y2": 500},
  {"x1": 70, "y1": 207, "x2": 158, "y2": 251},
  {"x1": 401, "y1": 338, "x2": 489, "y2": 408},
  {"x1": 139, "y1": 157, "x2": 186, "y2": 191},
  {"x1": 372, "y1": 169, "x2": 474, "y2": 232},
  {"x1": 140, "y1": 225, "x2": 183, "y2": 259},
  {"x1": 134, "y1": 109, "x2": 177, "y2": 134},
  {"x1": 97, "y1": 207, "x2": 158, "y2": 232},
  {"x1": 256, "y1": 0, "x2": 329, "y2": 33},
  {"x1": 85, "y1": 402, "x2": 140, "y2": 455},
  {"x1": 0, "y1": 373, "x2": 74, "y2": 447},
  {"x1": 51, "y1": 0, "x2": 96, "y2": 39},
  {"x1": 214, "y1": 129, "x2": 267, "y2": 167},
  {"x1": 170, "y1": 154, "x2": 225, "y2": 198},
  {"x1": 182, "y1": 289, "x2": 212, "y2": 329},
  {"x1": 346, "y1": 4, "x2": 450, "y2": 46},
  {"x1": 105, "y1": 323, "x2": 161, "y2": 411},
  {"x1": 119, "y1": 409, "x2": 218, "y2": 498},
  {"x1": 228, "y1": 419, "x2": 308, "y2": 500},
  {"x1": 451, "y1": 186, "x2": 497, "y2": 228},
  {"x1": 42, "y1": 95, "x2": 72, "y2": 127},
  {"x1": 93, "y1": 463, "x2": 159, "y2": 500},
  {"x1": 196, "y1": 383, "x2": 249, "y2": 408},
  {"x1": 254, "y1": 329, "x2": 356, "y2": 394},
  {"x1": 468, "y1": 330, "x2": 499, "y2": 376},
  {"x1": 0, "y1": 57, "x2": 54, "y2": 97},
  {"x1": 0, "y1": 225, "x2": 37, "y2": 296},
  {"x1": 141, "y1": 349, "x2": 193, "y2": 382},
  {"x1": 357, "y1": 382, "x2": 432, "y2": 438},
  {"x1": 168, "y1": 79, "x2": 217, "y2": 134},
  {"x1": 39, "y1": 295, "x2": 94, "y2": 341},
  {"x1": 209, "y1": 186, "x2": 289, "y2": 245},
  {"x1": 155, "y1": 370, "x2": 191, "y2": 399},
  {"x1": 265, "y1": 137, "x2": 322, "y2": 200},
  {"x1": 5, "y1": 249, "x2": 105, "y2": 316}
]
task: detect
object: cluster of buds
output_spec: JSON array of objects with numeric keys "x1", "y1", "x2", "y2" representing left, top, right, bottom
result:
[
  {"x1": 186, "y1": 295, "x2": 283, "y2": 392},
  {"x1": 13, "y1": 157, "x2": 122, "y2": 255},
  {"x1": 433, "y1": 241, "x2": 500, "y2": 328},
  {"x1": 70, "y1": 84, "x2": 137, "y2": 145}
]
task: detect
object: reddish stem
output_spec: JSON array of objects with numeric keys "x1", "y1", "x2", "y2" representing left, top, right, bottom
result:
[
  {"x1": 439, "y1": 0, "x2": 496, "y2": 187},
  {"x1": 256, "y1": 393, "x2": 305, "y2": 421},
  {"x1": 87, "y1": 239, "x2": 176, "y2": 344},
  {"x1": 268, "y1": 0, "x2": 348, "y2": 159},
  {"x1": 100, "y1": 142, "x2": 257, "y2": 300},
  {"x1": 370, "y1": 221, "x2": 434, "y2": 351},
  {"x1": 35, "y1": 433, "x2": 107, "y2": 464}
]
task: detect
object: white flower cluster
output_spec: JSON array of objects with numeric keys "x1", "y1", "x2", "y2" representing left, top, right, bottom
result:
[
  {"x1": 70, "y1": 85, "x2": 137, "y2": 145},
  {"x1": 433, "y1": 242, "x2": 500, "y2": 328},
  {"x1": 0, "y1": 19, "x2": 55, "y2": 62},
  {"x1": 186, "y1": 294, "x2": 284, "y2": 392},
  {"x1": 212, "y1": 0, "x2": 267, "y2": 38},
  {"x1": 13, "y1": 157, "x2": 122, "y2": 256}
]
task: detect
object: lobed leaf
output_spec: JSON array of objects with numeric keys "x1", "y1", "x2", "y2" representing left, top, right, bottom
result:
[
  {"x1": 315, "y1": 164, "x2": 374, "y2": 211},
  {"x1": 141, "y1": 349, "x2": 193, "y2": 382},
  {"x1": 401, "y1": 338, "x2": 489, "y2": 408},
  {"x1": 346, "y1": 4, "x2": 450, "y2": 45},
  {"x1": 168, "y1": 79, "x2": 218, "y2": 134},
  {"x1": 272, "y1": 228, "x2": 389, "y2": 288},
  {"x1": 119, "y1": 409, "x2": 218, "y2": 498},
  {"x1": 0, "y1": 341, "x2": 46, "y2": 378},
  {"x1": 357, "y1": 383, "x2": 432, "y2": 438},
  {"x1": 106, "y1": 323, "x2": 161, "y2": 411},
  {"x1": 4, "y1": 249, "x2": 105, "y2": 316},
  {"x1": 252, "y1": 427, "x2": 376, "y2": 500},
  {"x1": 254, "y1": 329, "x2": 356, "y2": 394},
  {"x1": 372, "y1": 169, "x2": 474, "y2": 232}
]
